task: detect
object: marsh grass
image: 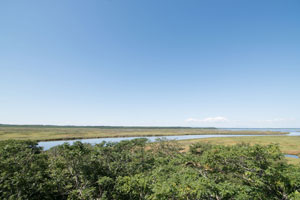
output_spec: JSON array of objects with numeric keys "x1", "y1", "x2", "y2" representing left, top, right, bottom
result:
[
  {"x1": 177, "y1": 136, "x2": 300, "y2": 165},
  {"x1": 0, "y1": 125, "x2": 286, "y2": 141}
]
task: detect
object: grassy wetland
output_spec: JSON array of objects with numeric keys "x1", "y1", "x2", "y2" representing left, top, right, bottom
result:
[
  {"x1": 177, "y1": 136, "x2": 300, "y2": 165},
  {"x1": 0, "y1": 124, "x2": 287, "y2": 141}
]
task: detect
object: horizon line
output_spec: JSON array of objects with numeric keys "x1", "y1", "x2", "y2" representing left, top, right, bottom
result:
[{"x1": 0, "y1": 123, "x2": 299, "y2": 129}]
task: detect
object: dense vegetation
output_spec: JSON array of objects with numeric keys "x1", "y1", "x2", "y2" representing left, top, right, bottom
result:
[
  {"x1": 0, "y1": 125, "x2": 286, "y2": 141},
  {"x1": 178, "y1": 136, "x2": 300, "y2": 165},
  {"x1": 1, "y1": 139, "x2": 300, "y2": 199}
]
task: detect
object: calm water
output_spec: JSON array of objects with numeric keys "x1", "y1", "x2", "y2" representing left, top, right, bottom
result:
[
  {"x1": 38, "y1": 129, "x2": 300, "y2": 150},
  {"x1": 222, "y1": 128, "x2": 300, "y2": 132},
  {"x1": 285, "y1": 154, "x2": 299, "y2": 159}
]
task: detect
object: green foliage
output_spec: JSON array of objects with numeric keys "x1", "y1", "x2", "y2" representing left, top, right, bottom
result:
[
  {"x1": 0, "y1": 140, "x2": 53, "y2": 199},
  {"x1": 0, "y1": 139, "x2": 300, "y2": 199}
]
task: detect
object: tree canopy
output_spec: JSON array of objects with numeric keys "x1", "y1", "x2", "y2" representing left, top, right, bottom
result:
[{"x1": 0, "y1": 139, "x2": 300, "y2": 199}]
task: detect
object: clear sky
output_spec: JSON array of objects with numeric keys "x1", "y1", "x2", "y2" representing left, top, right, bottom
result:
[{"x1": 1, "y1": 0, "x2": 300, "y2": 128}]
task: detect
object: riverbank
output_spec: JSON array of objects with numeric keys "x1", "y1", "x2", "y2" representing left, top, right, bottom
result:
[
  {"x1": 177, "y1": 136, "x2": 300, "y2": 165},
  {"x1": 0, "y1": 125, "x2": 287, "y2": 141}
]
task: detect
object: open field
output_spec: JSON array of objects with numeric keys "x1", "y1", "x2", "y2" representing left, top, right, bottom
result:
[
  {"x1": 177, "y1": 136, "x2": 300, "y2": 165},
  {"x1": 0, "y1": 125, "x2": 287, "y2": 141}
]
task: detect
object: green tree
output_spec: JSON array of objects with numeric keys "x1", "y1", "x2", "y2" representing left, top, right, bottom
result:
[{"x1": 0, "y1": 140, "x2": 53, "y2": 200}]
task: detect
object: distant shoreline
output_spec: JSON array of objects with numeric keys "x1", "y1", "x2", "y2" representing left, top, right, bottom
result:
[
  {"x1": 0, "y1": 124, "x2": 216, "y2": 129},
  {"x1": 0, "y1": 124, "x2": 288, "y2": 141}
]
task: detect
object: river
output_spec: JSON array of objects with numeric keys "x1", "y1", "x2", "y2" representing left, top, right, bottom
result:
[{"x1": 38, "y1": 128, "x2": 300, "y2": 150}]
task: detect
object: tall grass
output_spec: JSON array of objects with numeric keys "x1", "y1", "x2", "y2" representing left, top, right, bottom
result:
[{"x1": 0, "y1": 125, "x2": 287, "y2": 141}]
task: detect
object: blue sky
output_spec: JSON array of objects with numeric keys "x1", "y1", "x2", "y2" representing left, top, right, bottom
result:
[{"x1": 1, "y1": 0, "x2": 300, "y2": 127}]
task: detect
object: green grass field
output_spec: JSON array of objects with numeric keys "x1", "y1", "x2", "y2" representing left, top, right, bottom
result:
[
  {"x1": 177, "y1": 136, "x2": 300, "y2": 165},
  {"x1": 0, "y1": 125, "x2": 286, "y2": 141}
]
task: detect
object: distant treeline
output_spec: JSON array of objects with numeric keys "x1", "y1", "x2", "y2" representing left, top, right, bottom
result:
[{"x1": 0, "y1": 124, "x2": 216, "y2": 129}]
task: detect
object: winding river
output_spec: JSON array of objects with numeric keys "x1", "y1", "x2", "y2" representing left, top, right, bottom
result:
[{"x1": 39, "y1": 128, "x2": 300, "y2": 150}]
